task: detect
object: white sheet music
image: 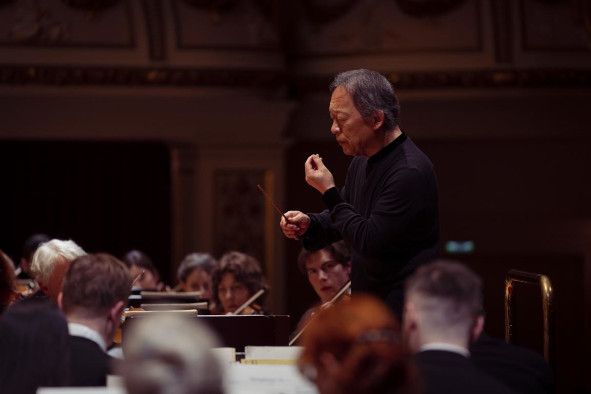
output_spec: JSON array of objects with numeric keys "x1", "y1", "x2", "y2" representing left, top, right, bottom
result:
[{"x1": 225, "y1": 364, "x2": 317, "y2": 394}]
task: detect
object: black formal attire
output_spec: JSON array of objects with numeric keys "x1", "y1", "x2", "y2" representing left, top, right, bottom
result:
[
  {"x1": 416, "y1": 350, "x2": 514, "y2": 394},
  {"x1": 303, "y1": 134, "x2": 439, "y2": 316},
  {"x1": 68, "y1": 335, "x2": 112, "y2": 386},
  {"x1": 471, "y1": 333, "x2": 554, "y2": 394}
]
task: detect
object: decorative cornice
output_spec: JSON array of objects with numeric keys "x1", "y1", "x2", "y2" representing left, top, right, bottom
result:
[
  {"x1": 293, "y1": 69, "x2": 591, "y2": 92},
  {"x1": 0, "y1": 65, "x2": 285, "y2": 87},
  {"x1": 0, "y1": 65, "x2": 590, "y2": 90}
]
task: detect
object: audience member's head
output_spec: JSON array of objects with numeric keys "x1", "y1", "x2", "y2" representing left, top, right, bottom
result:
[
  {"x1": 298, "y1": 241, "x2": 351, "y2": 303},
  {"x1": 0, "y1": 298, "x2": 70, "y2": 393},
  {"x1": 30, "y1": 239, "x2": 86, "y2": 302},
  {"x1": 121, "y1": 313, "x2": 223, "y2": 394},
  {"x1": 403, "y1": 260, "x2": 484, "y2": 353},
  {"x1": 123, "y1": 249, "x2": 161, "y2": 290},
  {"x1": 20, "y1": 233, "x2": 50, "y2": 275},
  {"x1": 0, "y1": 250, "x2": 17, "y2": 313},
  {"x1": 177, "y1": 253, "x2": 216, "y2": 298},
  {"x1": 298, "y1": 294, "x2": 417, "y2": 394},
  {"x1": 212, "y1": 251, "x2": 267, "y2": 314},
  {"x1": 60, "y1": 253, "x2": 132, "y2": 346}
]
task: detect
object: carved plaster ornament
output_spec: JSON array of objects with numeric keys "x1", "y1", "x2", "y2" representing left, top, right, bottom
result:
[{"x1": 8, "y1": 0, "x2": 67, "y2": 43}]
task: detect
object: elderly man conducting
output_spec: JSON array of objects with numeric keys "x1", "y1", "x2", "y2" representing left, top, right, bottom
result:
[{"x1": 281, "y1": 69, "x2": 439, "y2": 317}]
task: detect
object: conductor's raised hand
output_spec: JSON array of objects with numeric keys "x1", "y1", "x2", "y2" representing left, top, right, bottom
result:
[
  {"x1": 280, "y1": 211, "x2": 311, "y2": 240},
  {"x1": 305, "y1": 154, "x2": 335, "y2": 194}
]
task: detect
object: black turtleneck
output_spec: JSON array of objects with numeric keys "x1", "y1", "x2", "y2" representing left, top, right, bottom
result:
[{"x1": 303, "y1": 133, "x2": 439, "y2": 317}]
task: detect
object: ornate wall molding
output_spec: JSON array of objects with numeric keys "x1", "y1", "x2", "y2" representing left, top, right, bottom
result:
[
  {"x1": 293, "y1": 68, "x2": 591, "y2": 92},
  {"x1": 1, "y1": 65, "x2": 590, "y2": 90},
  {"x1": 0, "y1": 65, "x2": 285, "y2": 87},
  {"x1": 142, "y1": 0, "x2": 166, "y2": 60}
]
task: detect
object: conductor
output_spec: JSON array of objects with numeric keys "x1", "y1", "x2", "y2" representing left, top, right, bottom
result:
[{"x1": 280, "y1": 69, "x2": 439, "y2": 317}]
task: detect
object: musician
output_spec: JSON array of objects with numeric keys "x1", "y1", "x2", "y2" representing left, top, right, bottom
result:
[
  {"x1": 176, "y1": 252, "x2": 216, "y2": 300},
  {"x1": 123, "y1": 250, "x2": 165, "y2": 291},
  {"x1": 120, "y1": 314, "x2": 223, "y2": 394},
  {"x1": 0, "y1": 249, "x2": 18, "y2": 313},
  {"x1": 299, "y1": 241, "x2": 351, "y2": 304},
  {"x1": 402, "y1": 260, "x2": 513, "y2": 394},
  {"x1": 295, "y1": 241, "x2": 351, "y2": 331},
  {"x1": 17, "y1": 233, "x2": 49, "y2": 279},
  {"x1": 30, "y1": 239, "x2": 86, "y2": 302},
  {"x1": 281, "y1": 69, "x2": 439, "y2": 317},
  {"x1": 298, "y1": 294, "x2": 418, "y2": 394},
  {"x1": 59, "y1": 253, "x2": 132, "y2": 386},
  {"x1": 0, "y1": 297, "x2": 71, "y2": 393},
  {"x1": 211, "y1": 251, "x2": 267, "y2": 315}
]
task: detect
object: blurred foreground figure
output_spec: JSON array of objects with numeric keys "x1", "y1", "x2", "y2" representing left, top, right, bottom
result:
[
  {"x1": 403, "y1": 260, "x2": 513, "y2": 394},
  {"x1": 0, "y1": 298, "x2": 70, "y2": 394},
  {"x1": 120, "y1": 313, "x2": 224, "y2": 394},
  {"x1": 59, "y1": 253, "x2": 132, "y2": 386},
  {"x1": 298, "y1": 294, "x2": 417, "y2": 394},
  {"x1": 0, "y1": 249, "x2": 18, "y2": 312}
]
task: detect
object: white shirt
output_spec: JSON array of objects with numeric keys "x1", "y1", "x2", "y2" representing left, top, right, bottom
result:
[
  {"x1": 68, "y1": 322, "x2": 107, "y2": 352},
  {"x1": 420, "y1": 342, "x2": 470, "y2": 358}
]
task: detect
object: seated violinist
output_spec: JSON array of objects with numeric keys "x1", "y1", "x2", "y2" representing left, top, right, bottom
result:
[
  {"x1": 123, "y1": 250, "x2": 167, "y2": 291},
  {"x1": 297, "y1": 241, "x2": 351, "y2": 327},
  {"x1": 211, "y1": 251, "x2": 267, "y2": 315},
  {"x1": 176, "y1": 253, "x2": 216, "y2": 299}
]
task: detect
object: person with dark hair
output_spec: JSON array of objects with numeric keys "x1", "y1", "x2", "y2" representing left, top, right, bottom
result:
[
  {"x1": 123, "y1": 249, "x2": 164, "y2": 290},
  {"x1": 0, "y1": 297, "x2": 70, "y2": 393},
  {"x1": 402, "y1": 260, "x2": 513, "y2": 394},
  {"x1": 298, "y1": 241, "x2": 351, "y2": 305},
  {"x1": 0, "y1": 249, "x2": 19, "y2": 313},
  {"x1": 298, "y1": 294, "x2": 418, "y2": 394},
  {"x1": 59, "y1": 253, "x2": 132, "y2": 386},
  {"x1": 176, "y1": 252, "x2": 216, "y2": 299},
  {"x1": 211, "y1": 251, "x2": 267, "y2": 314},
  {"x1": 18, "y1": 233, "x2": 50, "y2": 279},
  {"x1": 280, "y1": 69, "x2": 439, "y2": 318}
]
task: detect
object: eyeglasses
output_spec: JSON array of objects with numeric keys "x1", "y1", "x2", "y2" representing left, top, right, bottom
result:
[{"x1": 306, "y1": 260, "x2": 340, "y2": 276}]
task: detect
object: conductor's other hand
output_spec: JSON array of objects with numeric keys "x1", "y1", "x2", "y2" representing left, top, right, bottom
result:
[
  {"x1": 280, "y1": 211, "x2": 310, "y2": 240},
  {"x1": 305, "y1": 154, "x2": 335, "y2": 194}
]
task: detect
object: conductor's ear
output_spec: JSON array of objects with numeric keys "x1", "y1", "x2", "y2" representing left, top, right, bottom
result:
[{"x1": 370, "y1": 110, "x2": 385, "y2": 131}]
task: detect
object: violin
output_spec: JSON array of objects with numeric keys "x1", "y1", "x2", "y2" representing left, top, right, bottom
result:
[
  {"x1": 230, "y1": 288, "x2": 266, "y2": 315},
  {"x1": 289, "y1": 281, "x2": 351, "y2": 346}
]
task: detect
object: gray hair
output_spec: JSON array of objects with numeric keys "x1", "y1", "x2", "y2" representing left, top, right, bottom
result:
[
  {"x1": 329, "y1": 69, "x2": 400, "y2": 132},
  {"x1": 405, "y1": 260, "x2": 482, "y2": 341},
  {"x1": 121, "y1": 314, "x2": 224, "y2": 394},
  {"x1": 177, "y1": 253, "x2": 216, "y2": 283},
  {"x1": 30, "y1": 239, "x2": 86, "y2": 285}
]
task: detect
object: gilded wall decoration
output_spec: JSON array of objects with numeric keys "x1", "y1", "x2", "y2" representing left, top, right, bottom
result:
[
  {"x1": 292, "y1": 0, "x2": 482, "y2": 55},
  {"x1": 172, "y1": 0, "x2": 279, "y2": 50},
  {"x1": 0, "y1": 0, "x2": 134, "y2": 47},
  {"x1": 213, "y1": 169, "x2": 267, "y2": 267},
  {"x1": 519, "y1": 0, "x2": 590, "y2": 51}
]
